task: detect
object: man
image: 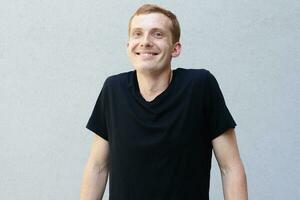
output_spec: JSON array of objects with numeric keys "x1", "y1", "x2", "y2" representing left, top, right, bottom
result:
[{"x1": 80, "y1": 4, "x2": 247, "y2": 200}]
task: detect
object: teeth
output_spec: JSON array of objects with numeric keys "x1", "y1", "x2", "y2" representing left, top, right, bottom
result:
[{"x1": 137, "y1": 53, "x2": 157, "y2": 55}]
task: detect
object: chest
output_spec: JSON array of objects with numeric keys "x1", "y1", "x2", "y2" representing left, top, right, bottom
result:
[{"x1": 108, "y1": 89, "x2": 208, "y2": 153}]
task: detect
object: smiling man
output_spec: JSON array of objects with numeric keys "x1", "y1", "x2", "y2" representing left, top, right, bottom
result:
[
  {"x1": 126, "y1": 11, "x2": 181, "y2": 102},
  {"x1": 80, "y1": 4, "x2": 248, "y2": 200}
]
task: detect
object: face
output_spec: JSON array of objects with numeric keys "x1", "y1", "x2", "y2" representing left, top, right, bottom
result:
[{"x1": 127, "y1": 13, "x2": 181, "y2": 73}]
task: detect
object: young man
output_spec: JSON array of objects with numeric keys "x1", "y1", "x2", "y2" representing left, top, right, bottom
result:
[{"x1": 80, "y1": 4, "x2": 248, "y2": 200}]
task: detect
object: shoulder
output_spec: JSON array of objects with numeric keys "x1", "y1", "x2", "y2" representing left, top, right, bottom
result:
[
  {"x1": 177, "y1": 67, "x2": 212, "y2": 84},
  {"x1": 104, "y1": 70, "x2": 133, "y2": 88},
  {"x1": 179, "y1": 67, "x2": 210, "y2": 76}
]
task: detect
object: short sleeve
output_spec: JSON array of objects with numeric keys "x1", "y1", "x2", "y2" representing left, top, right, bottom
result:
[
  {"x1": 204, "y1": 71, "x2": 237, "y2": 140},
  {"x1": 86, "y1": 78, "x2": 109, "y2": 141}
]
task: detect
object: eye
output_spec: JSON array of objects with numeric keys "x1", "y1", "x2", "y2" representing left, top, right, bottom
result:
[
  {"x1": 132, "y1": 31, "x2": 142, "y2": 38},
  {"x1": 153, "y1": 31, "x2": 163, "y2": 38}
]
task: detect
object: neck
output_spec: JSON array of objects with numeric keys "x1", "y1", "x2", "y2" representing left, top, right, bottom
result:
[{"x1": 136, "y1": 68, "x2": 173, "y2": 102}]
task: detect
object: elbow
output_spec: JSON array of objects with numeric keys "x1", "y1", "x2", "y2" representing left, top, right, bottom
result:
[
  {"x1": 95, "y1": 163, "x2": 109, "y2": 174},
  {"x1": 220, "y1": 161, "x2": 246, "y2": 179},
  {"x1": 220, "y1": 161, "x2": 248, "y2": 199},
  {"x1": 86, "y1": 160, "x2": 109, "y2": 174}
]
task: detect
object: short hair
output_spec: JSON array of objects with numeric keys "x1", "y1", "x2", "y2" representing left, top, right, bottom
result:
[{"x1": 128, "y1": 4, "x2": 181, "y2": 44}]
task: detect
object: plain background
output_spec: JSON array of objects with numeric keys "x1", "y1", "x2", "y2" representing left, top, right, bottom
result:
[{"x1": 1, "y1": 0, "x2": 299, "y2": 199}]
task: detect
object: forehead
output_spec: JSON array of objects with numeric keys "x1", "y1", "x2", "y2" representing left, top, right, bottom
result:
[{"x1": 130, "y1": 13, "x2": 172, "y2": 31}]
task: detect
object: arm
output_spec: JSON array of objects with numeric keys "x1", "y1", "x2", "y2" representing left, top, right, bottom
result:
[
  {"x1": 80, "y1": 134, "x2": 110, "y2": 200},
  {"x1": 212, "y1": 128, "x2": 248, "y2": 200}
]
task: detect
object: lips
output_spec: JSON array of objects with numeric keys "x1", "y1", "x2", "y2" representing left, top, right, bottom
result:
[{"x1": 136, "y1": 52, "x2": 159, "y2": 56}]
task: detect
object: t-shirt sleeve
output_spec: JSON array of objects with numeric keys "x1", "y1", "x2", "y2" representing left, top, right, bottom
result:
[
  {"x1": 204, "y1": 71, "x2": 237, "y2": 140},
  {"x1": 86, "y1": 78, "x2": 109, "y2": 141}
]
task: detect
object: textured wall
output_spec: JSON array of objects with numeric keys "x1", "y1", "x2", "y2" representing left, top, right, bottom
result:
[{"x1": 0, "y1": 0, "x2": 299, "y2": 199}]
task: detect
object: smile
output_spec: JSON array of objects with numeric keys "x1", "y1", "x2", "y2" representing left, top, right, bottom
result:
[{"x1": 136, "y1": 52, "x2": 159, "y2": 56}]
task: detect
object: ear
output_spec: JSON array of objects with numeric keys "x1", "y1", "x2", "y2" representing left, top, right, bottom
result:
[{"x1": 171, "y1": 42, "x2": 181, "y2": 58}]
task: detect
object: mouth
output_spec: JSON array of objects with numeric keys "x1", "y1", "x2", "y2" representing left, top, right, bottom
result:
[{"x1": 136, "y1": 52, "x2": 159, "y2": 56}]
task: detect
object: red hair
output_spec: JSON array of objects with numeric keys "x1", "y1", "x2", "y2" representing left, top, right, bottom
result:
[{"x1": 128, "y1": 4, "x2": 181, "y2": 44}]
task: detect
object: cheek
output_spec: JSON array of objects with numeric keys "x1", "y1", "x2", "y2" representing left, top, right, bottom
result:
[
  {"x1": 128, "y1": 42, "x2": 139, "y2": 51},
  {"x1": 161, "y1": 45, "x2": 174, "y2": 55}
]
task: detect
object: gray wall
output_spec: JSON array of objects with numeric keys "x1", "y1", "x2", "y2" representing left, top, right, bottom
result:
[{"x1": 1, "y1": 0, "x2": 299, "y2": 199}]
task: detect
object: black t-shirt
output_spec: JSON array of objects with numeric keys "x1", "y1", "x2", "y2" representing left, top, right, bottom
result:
[{"x1": 86, "y1": 68, "x2": 236, "y2": 200}]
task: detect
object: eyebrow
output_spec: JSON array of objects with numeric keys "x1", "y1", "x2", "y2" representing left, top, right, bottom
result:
[
  {"x1": 131, "y1": 28, "x2": 142, "y2": 32},
  {"x1": 131, "y1": 27, "x2": 165, "y2": 32},
  {"x1": 151, "y1": 28, "x2": 165, "y2": 32},
  {"x1": 130, "y1": 28, "x2": 142, "y2": 35}
]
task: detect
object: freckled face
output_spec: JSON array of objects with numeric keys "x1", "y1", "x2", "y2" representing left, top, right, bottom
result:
[{"x1": 127, "y1": 13, "x2": 180, "y2": 73}]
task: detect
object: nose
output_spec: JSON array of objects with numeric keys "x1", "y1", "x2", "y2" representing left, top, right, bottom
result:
[{"x1": 140, "y1": 34, "x2": 153, "y2": 48}]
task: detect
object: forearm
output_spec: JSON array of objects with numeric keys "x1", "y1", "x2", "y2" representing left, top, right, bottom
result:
[
  {"x1": 220, "y1": 163, "x2": 248, "y2": 200},
  {"x1": 80, "y1": 163, "x2": 109, "y2": 200}
]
